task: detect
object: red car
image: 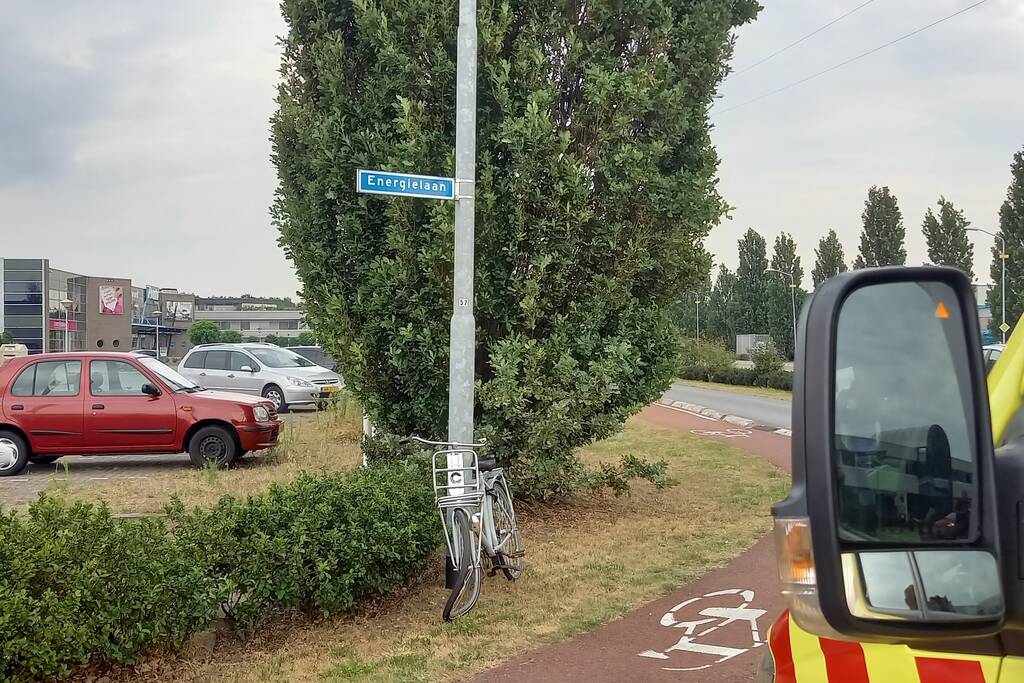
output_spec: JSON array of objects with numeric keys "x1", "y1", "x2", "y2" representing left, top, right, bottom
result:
[{"x1": 0, "y1": 352, "x2": 283, "y2": 476}]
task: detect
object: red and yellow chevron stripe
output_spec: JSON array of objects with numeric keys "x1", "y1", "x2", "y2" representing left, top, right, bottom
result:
[{"x1": 767, "y1": 611, "x2": 1002, "y2": 683}]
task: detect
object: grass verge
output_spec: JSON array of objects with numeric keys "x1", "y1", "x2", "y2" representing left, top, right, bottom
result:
[
  {"x1": 120, "y1": 416, "x2": 788, "y2": 683},
  {"x1": 47, "y1": 396, "x2": 365, "y2": 514},
  {"x1": 676, "y1": 379, "x2": 792, "y2": 400}
]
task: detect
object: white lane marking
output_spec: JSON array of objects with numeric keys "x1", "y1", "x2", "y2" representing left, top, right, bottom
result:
[
  {"x1": 654, "y1": 403, "x2": 718, "y2": 421},
  {"x1": 639, "y1": 588, "x2": 766, "y2": 672}
]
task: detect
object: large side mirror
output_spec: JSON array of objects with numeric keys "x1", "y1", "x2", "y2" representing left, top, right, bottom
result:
[
  {"x1": 773, "y1": 266, "x2": 1003, "y2": 642},
  {"x1": 141, "y1": 383, "x2": 162, "y2": 397},
  {"x1": 240, "y1": 365, "x2": 255, "y2": 373}
]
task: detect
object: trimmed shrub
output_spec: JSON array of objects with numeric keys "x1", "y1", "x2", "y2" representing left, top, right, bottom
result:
[
  {"x1": 751, "y1": 342, "x2": 784, "y2": 378},
  {"x1": 762, "y1": 370, "x2": 794, "y2": 391},
  {"x1": 678, "y1": 339, "x2": 735, "y2": 382},
  {"x1": 0, "y1": 463, "x2": 439, "y2": 682}
]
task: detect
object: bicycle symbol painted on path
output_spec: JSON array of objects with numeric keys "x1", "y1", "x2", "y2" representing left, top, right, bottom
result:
[
  {"x1": 638, "y1": 588, "x2": 766, "y2": 671},
  {"x1": 689, "y1": 428, "x2": 753, "y2": 439}
]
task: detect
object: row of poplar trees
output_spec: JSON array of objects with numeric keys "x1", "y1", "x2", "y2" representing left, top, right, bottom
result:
[{"x1": 677, "y1": 148, "x2": 1024, "y2": 357}]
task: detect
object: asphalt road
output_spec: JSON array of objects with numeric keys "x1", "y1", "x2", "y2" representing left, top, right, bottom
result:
[{"x1": 663, "y1": 382, "x2": 792, "y2": 430}]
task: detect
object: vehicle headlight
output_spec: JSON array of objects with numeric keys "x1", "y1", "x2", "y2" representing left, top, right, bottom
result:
[
  {"x1": 253, "y1": 406, "x2": 270, "y2": 422},
  {"x1": 287, "y1": 376, "x2": 314, "y2": 387}
]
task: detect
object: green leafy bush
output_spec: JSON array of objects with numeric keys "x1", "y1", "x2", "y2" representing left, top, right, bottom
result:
[
  {"x1": 678, "y1": 338, "x2": 735, "y2": 381},
  {"x1": 762, "y1": 370, "x2": 793, "y2": 391},
  {"x1": 0, "y1": 464, "x2": 439, "y2": 682},
  {"x1": 751, "y1": 342, "x2": 784, "y2": 377},
  {"x1": 272, "y1": 0, "x2": 761, "y2": 500},
  {"x1": 679, "y1": 365, "x2": 792, "y2": 391}
]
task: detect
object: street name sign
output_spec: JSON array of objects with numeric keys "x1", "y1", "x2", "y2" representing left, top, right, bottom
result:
[{"x1": 356, "y1": 169, "x2": 455, "y2": 200}]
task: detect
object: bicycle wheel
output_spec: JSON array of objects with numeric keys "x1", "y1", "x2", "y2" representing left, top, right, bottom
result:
[
  {"x1": 443, "y1": 508, "x2": 482, "y2": 621},
  {"x1": 490, "y1": 479, "x2": 524, "y2": 581}
]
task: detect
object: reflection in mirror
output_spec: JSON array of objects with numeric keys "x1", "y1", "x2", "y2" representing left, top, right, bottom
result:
[
  {"x1": 844, "y1": 550, "x2": 1002, "y2": 622},
  {"x1": 833, "y1": 281, "x2": 978, "y2": 544}
]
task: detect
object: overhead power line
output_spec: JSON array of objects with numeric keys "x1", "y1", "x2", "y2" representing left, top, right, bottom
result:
[
  {"x1": 717, "y1": 0, "x2": 990, "y2": 115},
  {"x1": 732, "y1": 0, "x2": 881, "y2": 77}
]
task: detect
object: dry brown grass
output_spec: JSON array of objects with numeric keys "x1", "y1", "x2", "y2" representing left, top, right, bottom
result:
[
  {"x1": 676, "y1": 379, "x2": 792, "y2": 400},
  {"x1": 109, "y1": 416, "x2": 789, "y2": 683},
  {"x1": 48, "y1": 397, "x2": 365, "y2": 513}
]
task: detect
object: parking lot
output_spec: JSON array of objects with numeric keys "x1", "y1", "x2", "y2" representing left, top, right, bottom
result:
[{"x1": 0, "y1": 410, "x2": 312, "y2": 508}]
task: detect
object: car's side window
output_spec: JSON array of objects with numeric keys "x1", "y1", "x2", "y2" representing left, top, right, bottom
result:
[
  {"x1": 183, "y1": 351, "x2": 206, "y2": 369},
  {"x1": 204, "y1": 350, "x2": 229, "y2": 371},
  {"x1": 11, "y1": 361, "x2": 81, "y2": 397},
  {"x1": 229, "y1": 352, "x2": 255, "y2": 371},
  {"x1": 90, "y1": 360, "x2": 150, "y2": 396}
]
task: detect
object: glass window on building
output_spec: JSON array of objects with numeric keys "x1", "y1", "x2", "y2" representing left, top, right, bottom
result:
[{"x1": 4, "y1": 260, "x2": 45, "y2": 352}]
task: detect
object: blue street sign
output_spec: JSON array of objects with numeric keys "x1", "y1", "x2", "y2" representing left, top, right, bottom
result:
[{"x1": 356, "y1": 169, "x2": 455, "y2": 200}]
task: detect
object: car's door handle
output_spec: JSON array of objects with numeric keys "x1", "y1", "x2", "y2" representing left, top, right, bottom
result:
[
  {"x1": 227, "y1": 374, "x2": 235, "y2": 378},
  {"x1": 92, "y1": 404, "x2": 105, "y2": 410},
  {"x1": 10, "y1": 404, "x2": 23, "y2": 411},
  {"x1": 199, "y1": 372, "x2": 206, "y2": 377}
]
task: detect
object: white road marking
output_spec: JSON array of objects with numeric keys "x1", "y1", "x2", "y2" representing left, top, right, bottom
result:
[
  {"x1": 639, "y1": 588, "x2": 766, "y2": 672},
  {"x1": 690, "y1": 429, "x2": 752, "y2": 439}
]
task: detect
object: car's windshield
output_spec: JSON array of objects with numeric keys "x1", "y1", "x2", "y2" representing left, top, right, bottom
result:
[
  {"x1": 140, "y1": 357, "x2": 200, "y2": 391},
  {"x1": 247, "y1": 346, "x2": 316, "y2": 368}
]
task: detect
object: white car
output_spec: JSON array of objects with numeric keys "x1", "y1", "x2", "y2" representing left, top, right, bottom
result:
[
  {"x1": 983, "y1": 343, "x2": 1005, "y2": 374},
  {"x1": 178, "y1": 343, "x2": 343, "y2": 412}
]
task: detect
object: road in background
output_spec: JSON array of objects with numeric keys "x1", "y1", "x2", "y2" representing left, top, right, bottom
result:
[{"x1": 663, "y1": 383, "x2": 791, "y2": 430}]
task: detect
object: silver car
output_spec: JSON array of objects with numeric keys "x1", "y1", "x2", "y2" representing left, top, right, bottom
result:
[{"x1": 178, "y1": 343, "x2": 343, "y2": 412}]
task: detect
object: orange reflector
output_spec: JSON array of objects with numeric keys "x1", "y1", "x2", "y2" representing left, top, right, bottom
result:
[{"x1": 935, "y1": 302, "x2": 950, "y2": 319}]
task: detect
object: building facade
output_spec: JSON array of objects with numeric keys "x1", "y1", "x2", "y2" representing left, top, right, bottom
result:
[{"x1": 194, "y1": 309, "x2": 308, "y2": 340}]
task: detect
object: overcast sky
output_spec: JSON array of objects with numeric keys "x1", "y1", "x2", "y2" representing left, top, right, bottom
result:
[
  {"x1": 1, "y1": 1, "x2": 1021, "y2": 296},
  {"x1": 712, "y1": 0, "x2": 1024, "y2": 287}
]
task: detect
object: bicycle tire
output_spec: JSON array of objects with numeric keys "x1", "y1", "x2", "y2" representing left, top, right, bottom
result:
[
  {"x1": 490, "y1": 479, "x2": 524, "y2": 581},
  {"x1": 443, "y1": 508, "x2": 482, "y2": 621}
]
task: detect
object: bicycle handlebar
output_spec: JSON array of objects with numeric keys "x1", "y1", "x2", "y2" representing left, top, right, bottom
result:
[{"x1": 399, "y1": 434, "x2": 487, "y2": 448}]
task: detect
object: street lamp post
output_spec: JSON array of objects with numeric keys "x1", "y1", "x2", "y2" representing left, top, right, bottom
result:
[
  {"x1": 60, "y1": 299, "x2": 73, "y2": 352},
  {"x1": 967, "y1": 228, "x2": 1008, "y2": 343},
  {"x1": 688, "y1": 291, "x2": 701, "y2": 340},
  {"x1": 764, "y1": 268, "x2": 797, "y2": 344}
]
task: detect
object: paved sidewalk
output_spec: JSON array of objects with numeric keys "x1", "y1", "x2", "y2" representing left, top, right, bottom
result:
[{"x1": 470, "y1": 404, "x2": 791, "y2": 682}]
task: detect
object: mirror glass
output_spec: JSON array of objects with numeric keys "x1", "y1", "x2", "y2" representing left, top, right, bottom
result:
[
  {"x1": 845, "y1": 550, "x2": 1001, "y2": 621},
  {"x1": 833, "y1": 281, "x2": 978, "y2": 544}
]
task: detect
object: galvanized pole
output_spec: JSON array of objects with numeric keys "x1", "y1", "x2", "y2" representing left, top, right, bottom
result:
[
  {"x1": 1001, "y1": 235, "x2": 1007, "y2": 344},
  {"x1": 445, "y1": 0, "x2": 478, "y2": 588},
  {"x1": 448, "y1": 0, "x2": 478, "y2": 446}
]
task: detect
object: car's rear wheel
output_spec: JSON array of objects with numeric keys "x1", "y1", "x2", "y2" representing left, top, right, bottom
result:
[
  {"x1": 262, "y1": 385, "x2": 288, "y2": 413},
  {"x1": 0, "y1": 431, "x2": 29, "y2": 477},
  {"x1": 29, "y1": 455, "x2": 60, "y2": 466},
  {"x1": 187, "y1": 425, "x2": 238, "y2": 468}
]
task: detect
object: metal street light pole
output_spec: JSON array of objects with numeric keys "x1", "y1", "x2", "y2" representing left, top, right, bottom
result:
[
  {"x1": 60, "y1": 299, "x2": 73, "y2": 352},
  {"x1": 687, "y1": 291, "x2": 701, "y2": 340},
  {"x1": 967, "y1": 227, "x2": 1007, "y2": 343},
  {"x1": 448, "y1": 0, "x2": 477, "y2": 447},
  {"x1": 765, "y1": 268, "x2": 797, "y2": 343}
]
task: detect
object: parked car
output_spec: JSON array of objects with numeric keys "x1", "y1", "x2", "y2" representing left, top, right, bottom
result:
[
  {"x1": 132, "y1": 349, "x2": 158, "y2": 359},
  {"x1": 178, "y1": 343, "x2": 343, "y2": 412},
  {"x1": 285, "y1": 345, "x2": 338, "y2": 372},
  {"x1": 0, "y1": 352, "x2": 282, "y2": 477},
  {"x1": 983, "y1": 343, "x2": 1005, "y2": 374}
]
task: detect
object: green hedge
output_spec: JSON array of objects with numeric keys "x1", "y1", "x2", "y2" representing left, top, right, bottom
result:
[
  {"x1": 680, "y1": 365, "x2": 793, "y2": 391},
  {"x1": 0, "y1": 463, "x2": 439, "y2": 682}
]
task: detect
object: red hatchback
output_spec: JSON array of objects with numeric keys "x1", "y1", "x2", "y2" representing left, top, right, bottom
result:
[{"x1": 0, "y1": 352, "x2": 283, "y2": 476}]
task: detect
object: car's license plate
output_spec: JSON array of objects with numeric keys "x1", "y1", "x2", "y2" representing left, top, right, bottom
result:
[{"x1": 321, "y1": 385, "x2": 340, "y2": 393}]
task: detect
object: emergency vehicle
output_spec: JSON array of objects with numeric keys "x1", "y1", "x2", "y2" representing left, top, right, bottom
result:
[{"x1": 758, "y1": 266, "x2": 1024, "y2": 683}]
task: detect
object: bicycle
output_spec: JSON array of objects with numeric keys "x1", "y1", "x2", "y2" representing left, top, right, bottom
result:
[{"x1": 400, "y1": 435, "x2": 525, "y2": 621}]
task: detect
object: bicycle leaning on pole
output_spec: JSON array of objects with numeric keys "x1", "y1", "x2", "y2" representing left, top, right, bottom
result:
[{"x1": 399, "y1": 435, "x2": 525, "y2": 621}]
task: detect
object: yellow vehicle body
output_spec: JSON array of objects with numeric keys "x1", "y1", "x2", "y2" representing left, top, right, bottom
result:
[{"x1": 765, "y1": 329, "x2": 1024, "y2": 682}]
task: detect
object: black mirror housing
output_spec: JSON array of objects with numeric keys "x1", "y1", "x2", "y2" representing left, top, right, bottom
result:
[
  {"x1": 141, "y1": 383, "x2": 161, "y2": 397},
  {"x1": 774, "y1": 266, "x2": 1003, "y2": 642}
]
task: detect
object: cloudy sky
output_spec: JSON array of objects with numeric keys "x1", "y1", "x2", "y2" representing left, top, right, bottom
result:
[
  {"x1": 1, "y1": 1, "x2": 1021, "y2": 296},
  {"x1": 712, "y1": 0, "x2": 1024, "y2": 287}
]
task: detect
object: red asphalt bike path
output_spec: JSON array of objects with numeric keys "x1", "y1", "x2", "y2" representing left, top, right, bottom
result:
[{"x1": 470, "y1": 403, "x2": 793, "y2": 683}]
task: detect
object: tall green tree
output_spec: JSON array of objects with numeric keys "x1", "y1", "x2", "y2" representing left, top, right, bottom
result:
[
  {"x1": 272, "y1": 0, "x2": 761, "y2": 497},
  {"x1": 989, "y1": 149, "x2": 1024, "y2": 337},
  {"x1": 855, "y1": 186, "x2": 906, "y2": 268},
  {"x1": 766, "y1": 233, "x2": 806, "y2": 358},
  {"x1": 923, "y1": 197, "x2": 974, "y2": 280},
  {"x1": 812, "y1": 229, "x2": 847, "y2": 287},
  {"x1": 668, "y1": 275, "x2": 711, "y2": 341},
  {"x1": 705, "y1": 265, "x2": 738, "y2": 346},
  {"x1": 0, "y1": 330, "x2": 14, "y2": 345},
  {"x1": 733, "y1": 229, "x2": 769, "y2": 338},
  {"x1": 188, "y1": 320, "x2": 221, "y2": 346}
]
